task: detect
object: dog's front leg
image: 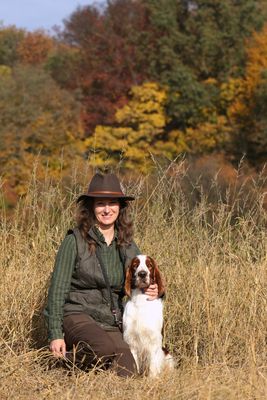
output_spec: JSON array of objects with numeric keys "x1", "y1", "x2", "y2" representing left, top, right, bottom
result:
[
  {"x1": 148, "y1": 347, "x2": 165, "y2": 377},
  {"x1": 130, "y1": 348, "x2": 140, "y2": 374}
]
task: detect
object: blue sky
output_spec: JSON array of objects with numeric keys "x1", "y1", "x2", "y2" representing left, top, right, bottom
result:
[{"x1": 0, "y1": 0, "x2": 106, "y2": 32}]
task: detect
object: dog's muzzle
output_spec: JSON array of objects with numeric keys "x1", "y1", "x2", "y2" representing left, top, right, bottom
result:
[{"x1": 136, "y1": 270, "x2": 150, "y2": 288}]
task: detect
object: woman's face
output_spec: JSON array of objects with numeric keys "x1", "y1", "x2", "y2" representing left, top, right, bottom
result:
[{"x1": 93, "y1": 198, "x2": 120, "y2": 229}]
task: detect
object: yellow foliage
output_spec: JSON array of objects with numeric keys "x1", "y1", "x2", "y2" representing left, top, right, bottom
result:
[
  {"x1": 166, "y1": 130, "x2": 189, "y2": 154},
  {"x1": 220, "y1": 78, "x2": 245, "y2": 108},
  {"x1": 183, "y1": 116, "x2": 231, "y2": 154},
  {"x1": 115, "y1": 82, "x2": 167, "y2": 135},
  {"x1": 203, "y1": 78, "x2": 218, "y2": 86},
  {"x1": 84, "y1": 79, "x2": 232, "y2": 171},
  {"x1": 245, "y1": 25, "x2": 267, "y2": 90},
  {"x1": 85, "y1": 82, "x2": 169, "y2": 171},
  {"x1": 85, "y1": 126, "x2": 129, "y2": 151},
  {"x1": 0, "y1": 65, "x2": 12, "y2": 77}
]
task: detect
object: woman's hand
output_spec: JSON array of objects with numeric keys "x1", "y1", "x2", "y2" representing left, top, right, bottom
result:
[
  {"x1": 49, "y1": 339, "x2": 66, "y2": 357},
  {"x1": 145, "y1": 283, "x2": 159, "y2": 300}
]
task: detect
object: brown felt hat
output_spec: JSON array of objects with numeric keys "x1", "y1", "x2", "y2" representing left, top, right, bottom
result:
[{"x1": 77, "y1": 172, "x2": 135, "y2": 202}]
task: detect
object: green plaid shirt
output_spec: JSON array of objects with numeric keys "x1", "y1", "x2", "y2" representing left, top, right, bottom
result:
[
  {"x1": 45, "y1": 227, "x2": 124, "y2": 341},
  {"x1": 92, "y1": 226, "x2": 124, "y2": 288}
]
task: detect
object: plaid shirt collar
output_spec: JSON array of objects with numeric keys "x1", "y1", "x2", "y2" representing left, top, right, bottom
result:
[{"x1": 90, "y1": 225, "x2": 118, "y2": 245}]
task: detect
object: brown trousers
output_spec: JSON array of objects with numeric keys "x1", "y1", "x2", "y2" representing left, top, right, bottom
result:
[{"x1": 63, "y1": 313, "x2": 136, "y2": 377}]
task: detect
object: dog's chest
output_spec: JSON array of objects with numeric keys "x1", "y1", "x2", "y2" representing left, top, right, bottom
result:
[{"x1": 124, "y1": 293, "x2": 163, "y2": 335}]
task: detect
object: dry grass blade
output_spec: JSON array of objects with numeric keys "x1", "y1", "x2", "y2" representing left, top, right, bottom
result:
[{"x1": 1, "y1": 160, "x2": 267, "y2": 399}]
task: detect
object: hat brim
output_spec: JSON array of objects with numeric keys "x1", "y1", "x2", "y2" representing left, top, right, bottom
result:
[{"x1": 77, "y1": 193, "x2": 135, "y2": 203}]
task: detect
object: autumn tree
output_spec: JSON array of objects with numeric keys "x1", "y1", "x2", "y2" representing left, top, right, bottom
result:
[
  {"x1": 225, "y1": 25, "x2": 267, "y2": 162},
  {"x1": 56, "y1": 0, "x2": 267, "y2": 136},
  {"x1": 17, "y1": 30, "x2": 54, "y2": 65},
  {"x1": 0, "y1": 65, "x2": 84, "y2": 195},
  {"x1": 1, "y1": 0, "x2": 266, "y2": 176},
  {"x1": 84, "y1": 81, "x2": 230, "y2": 171},
  {"x1": 140, "y1": 0, "x2": 267, "y2": 132},
  {"x1": 84, "y1": 82, "x2": 169, "y2": 171},
  {"x1": 54, "y1": 1, "x2": 148, "y2": 134}
]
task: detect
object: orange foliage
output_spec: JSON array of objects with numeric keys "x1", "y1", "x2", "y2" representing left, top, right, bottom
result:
[
  {"x1": 224, "y1": 24, "x2": 267, "y2": 159},
  {"x1": 17, "y1": 30, "x2": 54, "y2": 65},
  {"x1": 228, "y1": 24, "x2": 267, "y2": 119},
  {"x1": 245, "y1": 25, "x2": 267, "y2": 91}
]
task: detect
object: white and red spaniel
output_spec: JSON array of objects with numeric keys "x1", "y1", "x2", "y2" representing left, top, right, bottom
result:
[{"x1": 123, "y1": 255, "x2": 174, "y2": 377}]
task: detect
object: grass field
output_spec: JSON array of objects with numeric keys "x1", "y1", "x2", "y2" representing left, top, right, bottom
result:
[{"x1": 1, "y1": 161, "x2": 266, "y2": 399}]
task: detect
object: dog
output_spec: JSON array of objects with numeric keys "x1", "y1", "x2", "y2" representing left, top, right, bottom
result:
[{"x1": 123, "y1": 254, "x2": 174, "y2": 377}]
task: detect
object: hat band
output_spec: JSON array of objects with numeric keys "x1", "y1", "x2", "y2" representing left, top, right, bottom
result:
[{"x1": 87, "y1": 191, "x2": 125, "y2": 196}]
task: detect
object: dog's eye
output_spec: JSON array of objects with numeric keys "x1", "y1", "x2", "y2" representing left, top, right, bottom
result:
[
  {"x1": 131, "y1": 261, "x2": 139, "y2": 271},
  {"x1": 132, "y1": 258, "x2": 140, "y2": 268},
  {"x1": 146, "y1": 261, "x2": 153, "y2": 270}
]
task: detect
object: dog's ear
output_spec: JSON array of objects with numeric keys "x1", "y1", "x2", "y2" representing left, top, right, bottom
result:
[
  {"x1": 125, "y1": 257, "x2": 137, "y2": 298},
  {"x1": 148, "y1": 257, "x2": 166, "y2": 298},
  {"x1": 155, "y1": 266, "x2": 166, "y2": 298},
  {"x1": 124, "y1": 266, "x2": 132, "y2": 298}
]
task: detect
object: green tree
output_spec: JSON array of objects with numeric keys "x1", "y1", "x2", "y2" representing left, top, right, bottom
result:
[
  {"x1": 141, "y1": 0, "x2": 267, "y2": 129},
  {"x1": 45, "y1": 43, "x2": 82, "y2": 89},
  {"x1": 0, "y1": 26, "x2": 25, "y2": 66},
  {"x1": 147, "y1": 0, "x2": 267, "y2": 81}
]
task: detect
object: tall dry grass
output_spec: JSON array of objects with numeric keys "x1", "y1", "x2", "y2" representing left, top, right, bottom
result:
[{"x1": 0, "y1": 160, "x2": 266, "y2": 399}]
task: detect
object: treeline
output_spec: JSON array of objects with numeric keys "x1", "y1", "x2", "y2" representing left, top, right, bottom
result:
[{"x1": 1, "y1": 0, "x2": 267, "y2": 202}]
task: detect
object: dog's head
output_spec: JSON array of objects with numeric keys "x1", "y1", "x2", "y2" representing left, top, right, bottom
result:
[{"x1": 125, "y1": 255, "x2": 165, "y2": 298}]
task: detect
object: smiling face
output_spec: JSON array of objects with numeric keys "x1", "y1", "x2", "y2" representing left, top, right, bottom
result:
[{"x1": 93, "y1": 197, "x2": 120, "y2": 229}]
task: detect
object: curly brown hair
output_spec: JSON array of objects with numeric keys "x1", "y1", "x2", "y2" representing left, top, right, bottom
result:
[{"x1": 76, "y1": 197, "x2": 134, "y2": 253}]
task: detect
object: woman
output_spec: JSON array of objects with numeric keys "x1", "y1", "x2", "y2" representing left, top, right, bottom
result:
[{"x1": 45, "y1": 172, "x2": 158, "y2": 377}]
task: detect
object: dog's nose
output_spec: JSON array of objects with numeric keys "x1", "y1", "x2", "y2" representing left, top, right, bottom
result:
[{"x1": 138, "y1": 270, "x2": 147, "y2": 279}]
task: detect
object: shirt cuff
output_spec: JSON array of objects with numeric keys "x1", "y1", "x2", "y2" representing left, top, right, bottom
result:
[{"x1": 48, "y1": 329, "x2": 64, "y2": 342}]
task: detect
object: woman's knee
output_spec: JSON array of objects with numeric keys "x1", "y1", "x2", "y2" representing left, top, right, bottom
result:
[
  {"x1": 74, "y1": 336, "x2": 118, "y2": 361},
  {"x1": 96, "y1": 336, "x2": 118, "y2": 359}
]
